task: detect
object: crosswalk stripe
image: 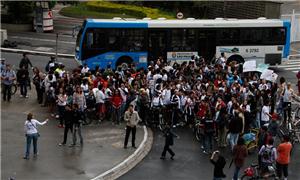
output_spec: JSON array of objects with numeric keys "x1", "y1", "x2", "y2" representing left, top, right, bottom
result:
[
  {"x1": 293, "y1": 71, "x2": 299, "y2": 73},
  {"x1": 277, "y1": 64, "x2": 300, "y2": 68},
  {"x1": 285, "y1": 67, "x2": 300, "y2": 70}
]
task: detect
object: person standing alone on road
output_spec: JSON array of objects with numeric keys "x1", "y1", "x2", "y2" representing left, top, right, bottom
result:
[
  {"x1": 210, "y1": 150, "x2": 226, "y2": 180},
  {"x1": 124, "y1": 104, "x2": 140, "y2": 149},
  {"x1": 23, "y1": 113, "x2": 48, "y2": 159},
  {"x1": 71, "y1": 104, "x2": 84, "y2": 147},
  {"x1": 59, "y1": 104, "x2": 74, "y2": 146},
  {"x1": 160, "y1": 125, "x2": 178, "y2": 160}
]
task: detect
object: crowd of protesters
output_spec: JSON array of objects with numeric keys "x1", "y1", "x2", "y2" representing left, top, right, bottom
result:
[{"x1": 1, "y1": 52, "x2": 299, "y2": 179}]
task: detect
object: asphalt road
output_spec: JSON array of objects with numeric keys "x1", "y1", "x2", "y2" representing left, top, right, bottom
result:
[
  {"x1": 120, "y1": 128, "x2": 300, "y2": 180},
  {"x1": 0, "y1": 53, "x2": 144, "y2": 180}
]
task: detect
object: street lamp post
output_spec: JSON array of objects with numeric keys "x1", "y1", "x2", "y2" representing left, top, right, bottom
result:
[{"x1": 55, "y1": 33, "x2": 58, "y2": 62}]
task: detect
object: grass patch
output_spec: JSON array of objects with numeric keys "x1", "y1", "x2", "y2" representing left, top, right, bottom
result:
[{"x1": 60, "y1": 1, "x2": 175, "y2": 19}]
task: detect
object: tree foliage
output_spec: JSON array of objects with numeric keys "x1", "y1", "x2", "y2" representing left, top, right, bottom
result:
[{"x1": 4, "y1": 1, "x2": 35, "y2": 24}]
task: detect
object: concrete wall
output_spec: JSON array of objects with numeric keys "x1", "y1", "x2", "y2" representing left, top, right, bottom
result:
[{"x1": 1, "y1": 23, "x2": 32, "y2": 32}]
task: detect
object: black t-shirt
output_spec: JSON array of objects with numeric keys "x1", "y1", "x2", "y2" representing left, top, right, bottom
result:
[{"x1": 210, "y1": 156, "x2": 226, "y2": 178}]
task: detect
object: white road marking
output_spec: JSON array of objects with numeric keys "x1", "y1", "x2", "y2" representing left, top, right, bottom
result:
[
  {"x1": 276, "y1": 64, "x2": 300, "y2": 68},
  {"x1": 285, "y1": 67, "x2": 300, "y2": 70},
  {"x1": 9, "y1": 36, "x2": 76, "y2": 45},
  {"x1": 293, "y1": 71, "x2": 299, "y2": 73},
  {"x1": 35, "y1": 47, "x2": 54, "y2": 51}
]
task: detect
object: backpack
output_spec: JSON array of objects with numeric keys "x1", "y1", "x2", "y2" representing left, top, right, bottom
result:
[{"x1": 261, "y1": 146, "x2": 274, "y2": 161}]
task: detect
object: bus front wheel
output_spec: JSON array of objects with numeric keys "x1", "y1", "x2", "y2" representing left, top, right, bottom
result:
[
  {"x1": 227, "y1": 55, "x2": 244, "y2": 65},
  {"x1": 116, "y1": 56, "x2": 133, "y2": 69}
]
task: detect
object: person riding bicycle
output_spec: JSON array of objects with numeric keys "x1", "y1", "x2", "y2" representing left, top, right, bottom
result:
[{"x1": 258, "y1": 138, "x2": 277, "y2": 177}]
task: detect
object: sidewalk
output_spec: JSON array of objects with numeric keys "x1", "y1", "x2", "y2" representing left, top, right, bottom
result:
[{"x1": 1, "y1": 89, "x2": 151, "y2": 180}]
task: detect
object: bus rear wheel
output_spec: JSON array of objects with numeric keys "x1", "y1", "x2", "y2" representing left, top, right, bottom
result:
[{"x1": 116, "y1": 56, "x2": 133, "y2": 69}]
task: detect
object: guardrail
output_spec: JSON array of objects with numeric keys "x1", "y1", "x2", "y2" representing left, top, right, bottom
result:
[{"x1": 0, "y1": 47, "x2": 74, "y2": 58}]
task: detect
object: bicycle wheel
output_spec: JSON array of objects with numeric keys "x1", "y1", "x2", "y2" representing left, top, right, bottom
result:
[
  {"x1": 195, "y1": 127, "x2": 202, "y2": 141},
  {"x1": 11, "y1": 84, "x2": 17, "y2": 95},
  {"x1": 159, "y1": 115, "x2": 166, "y2": 131},
  {"x1": 295, "y1": 107, "x2": 300, "y2": 120}
]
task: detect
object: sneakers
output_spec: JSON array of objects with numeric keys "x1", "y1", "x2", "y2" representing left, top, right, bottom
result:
[
  {"x1": 19, "y1": 95, "x2": 23, "y2": 98},
  {"x1": 51, "y1": 114, "x2": 55, "y2": 117},
  {"x1": 23, "y1": 156, "x2": 29, "y2": 160},
  {"x1": 25, "y1": 95, "x2": 29, "y2": 98},
  {"x1": 55, "y1": 115, "x2": 59, "y2": 119},
  {"x1": 160, "y1": 156, "x2": 166, "y2": 160},
  {"x1": 203, "y1": 150, "x2": 208, "y2": 154},
  {"x1": 57, "y1": 124, "x2": 64, "y2": 128},
  {"x1": 58, "y1": 143, "x2": 66, "y2": 146}
]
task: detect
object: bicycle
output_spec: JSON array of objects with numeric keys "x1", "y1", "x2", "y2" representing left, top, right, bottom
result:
[
  {"x1": 241, "y1": 163, "x2": 278, "y2": 180},
  {"x1": 1, "y1": 81, "x2": 17, "y2": 95}
]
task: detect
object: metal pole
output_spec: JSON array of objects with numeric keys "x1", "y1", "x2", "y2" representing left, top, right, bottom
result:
[{"x1": 55, "y1": 33, "x2": 58, "y2": 61}]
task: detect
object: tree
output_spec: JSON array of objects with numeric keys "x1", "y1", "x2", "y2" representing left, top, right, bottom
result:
[{"x1": 4, "y1": 1, "x2": 34, "y2": 24}]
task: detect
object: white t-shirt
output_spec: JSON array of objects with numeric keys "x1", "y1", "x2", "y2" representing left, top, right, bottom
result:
[
  {"x1": 261, "y1": 105, "x2": 270, "y2": 122},
  {"x1": 162, "y1": 89, "x2": 171, "y2": 105},
  {"x1": 24, "y1": 119, "x2": 47, "y2": 135}
]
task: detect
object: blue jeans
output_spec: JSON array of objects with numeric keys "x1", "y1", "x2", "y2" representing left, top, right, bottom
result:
[
  {"x1": 213, "y1": 177, "x2": 223, "y2": 180},
  {"x1": 229, "y1": 133, "x2": 239, "y2": 151},
  {"x1": 19, "y1": 80, "x2": 27, "y2": 97},
  {"x1": 25, "y1": 133, "x2": 38, "y2": 158},
  {"x1": 204, "y1": 133, "x2": 213, "y2": 152},
  {"x1": 233, "y1": 166, "x2": 241, "y2": 180}
]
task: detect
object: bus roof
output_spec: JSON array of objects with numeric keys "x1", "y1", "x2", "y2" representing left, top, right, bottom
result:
[{"x1": 86, "y1": 18, "x2": 286, "y2": 28}]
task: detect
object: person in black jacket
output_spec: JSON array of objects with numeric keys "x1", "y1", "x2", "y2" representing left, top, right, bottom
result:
[
  {"x1": 160, "y1": 125, "x2": 178, "y2": 160},
  {"x1": 228, "y1": 109, "x2": 243, "y2": 151},
  {"x1": 17, "y1": 65, "x2": 29, "y2": 98},
  {"x1": 19, "y1": 53, "x2": 33, "y2": 70},
  {"x1": 59, "y1": 104, "x2": 73, "y2": 146},
  {"x1": 210, "y1": 150, "x2": 226, "y2": 180},
  {"x1": 71, "y1": 103, "x2": 83, "y2": 147}
]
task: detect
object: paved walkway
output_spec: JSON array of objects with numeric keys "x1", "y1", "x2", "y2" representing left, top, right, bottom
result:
[{"x1": 1, "y1": 89, "x2": 145, "y2": 180}]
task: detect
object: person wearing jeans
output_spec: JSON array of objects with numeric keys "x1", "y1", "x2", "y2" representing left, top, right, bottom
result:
[
  {"x1": 71, "y1": 104, "x2": 83, "y2": 146},
  {"x1": 24, "y1": 113, "x2": 48, "y2": 159},
  {"x1": 1, "y1": 64, "x2": 16, "y2": 102}
]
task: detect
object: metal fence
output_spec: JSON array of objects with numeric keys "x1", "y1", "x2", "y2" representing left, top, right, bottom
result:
[{"x1": 281, "y1": 10, "x2": 300, "y2": 43}]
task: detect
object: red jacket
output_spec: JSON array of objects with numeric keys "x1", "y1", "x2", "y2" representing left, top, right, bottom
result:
[{"x1": 111, "y1": 95, "x2": 123, "y2": 109}]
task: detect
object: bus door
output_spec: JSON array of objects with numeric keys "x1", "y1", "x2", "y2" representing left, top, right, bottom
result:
[
  {"x1": 198, "y1": 30, "x2": 216, "y2": 62},
  {"x1": 148, "y1": 30, "x2": 167, "y2": 61}
]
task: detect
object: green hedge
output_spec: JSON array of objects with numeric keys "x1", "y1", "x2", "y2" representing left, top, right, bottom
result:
[{"x1": 60, "y1": 1, "x2": 175, "y2": 19}]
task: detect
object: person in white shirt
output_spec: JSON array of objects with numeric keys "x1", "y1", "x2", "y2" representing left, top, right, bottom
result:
[
  {"x1": 161, "y1": 84, "x2": 171, "y2": 106},
  {"x1": 81, "y1": 64, "x2": 90, "y2": 74},
  {"x1": 94, "y1": 84, "x2": 106, "y2": 121},
  {"x1": 24, "y1": 113, "x2": 48, "y2": 159},
  {"x1": 56, "y1": 88, "x2": 67, "y2": 128},
  {"x1": 261, "y1": 101, "x2": 272, "y2": 127}
]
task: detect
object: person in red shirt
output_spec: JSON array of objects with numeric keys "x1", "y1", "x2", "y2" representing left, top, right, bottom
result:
[
  {"x1": 276, "y1": 135, "x2": 292, "y2": 180},
  {"x1": 110, "y1": 89, "x2": 123, "y2": 125}
]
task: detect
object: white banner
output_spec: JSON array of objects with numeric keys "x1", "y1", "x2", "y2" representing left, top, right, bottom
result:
[
  {"x1": 243, "y1": 60, "x2": 256, "y2": 72},
  {"x1": 167, "y1": 52, "x2": 198, "y2": 62}
]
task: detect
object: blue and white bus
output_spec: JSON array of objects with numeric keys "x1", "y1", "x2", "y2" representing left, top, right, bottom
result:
[{"x1": 75, "y1": 18, "x2": 290, "y2": 69}]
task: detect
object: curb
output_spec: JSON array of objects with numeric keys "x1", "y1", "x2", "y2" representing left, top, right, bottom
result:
[
  {"x1": 0, "y1": 47, "x2": 74, "y2": 58},
  {"x1": 90, "y1": 125, "x2": 153, "y2": 180}
]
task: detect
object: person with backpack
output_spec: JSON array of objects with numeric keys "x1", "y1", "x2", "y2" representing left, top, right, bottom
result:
[
  {"x1": 258, "y1": 138, "x2": 277, "y2": 177},
  {"x1": 210, "y1": 150, "x2": 226, "y2": 180}
]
